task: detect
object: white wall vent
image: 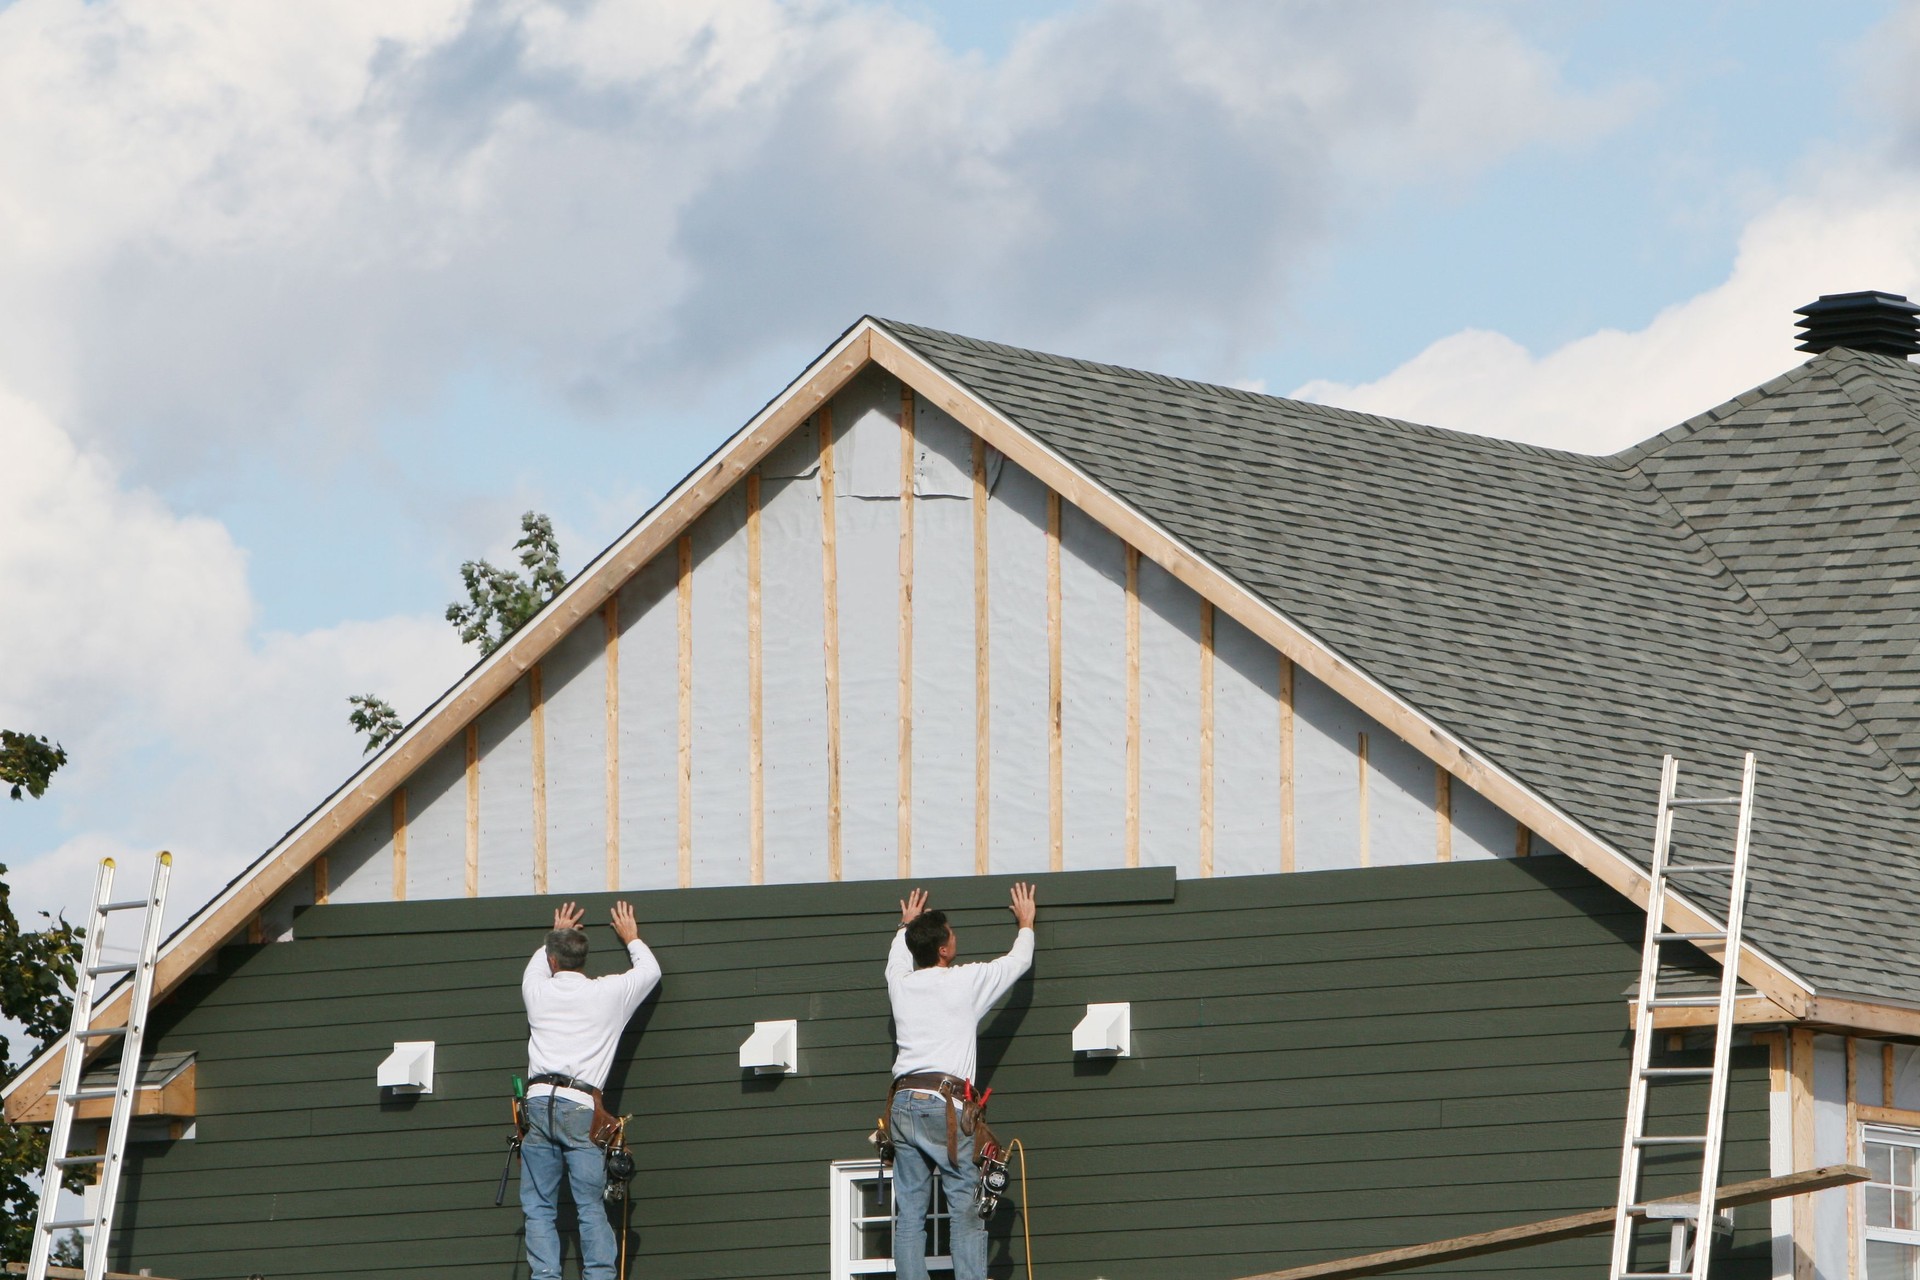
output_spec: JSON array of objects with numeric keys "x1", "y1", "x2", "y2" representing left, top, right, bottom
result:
[
  {"x1": 739, "y1": 1020, "x2": 799, "y2": 1075},
  {"x1": 1072, "y1": 1003, "x2": 1131, "y2": 1058},
  {"x1": 377, "y1": 1041, "x2": 436, "y2": 1093}
]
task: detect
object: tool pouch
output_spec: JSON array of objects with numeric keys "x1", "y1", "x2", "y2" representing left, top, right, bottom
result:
[
  {"x1": 590, "y1": 1093, "x2": 621, "y2": 1148},
  {"x1": 961, "y1": 1100, "x2": 998, "y2": 1168}
]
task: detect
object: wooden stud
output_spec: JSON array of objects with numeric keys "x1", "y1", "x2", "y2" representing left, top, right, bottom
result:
[
  {"x1": 677, "y1": 534, "x2": 694, "y2": 889},
  {"x1": 1514, "y1": 820, "x2": 1531, "y2": 858},
  {"x1": 1279, "y1": 655, "x2": 1295, "y2": 873},
  {"x1": 1047, "y1": 490, "x2": 1063, "y2": 872},
  {"x1": 604, "y1": 598, "x2": 620, "y2": 891},
  {"x1": 1200, "y1": 600, "x2": 1215, "y2": 878},
  {"x1": 1356, "y1": 732, "x2": 1371, "y2": 868},
  {"x1": 1848, "y1": 1036, "x2": 1860, "y2": 1280},
  {"x1": 1861, "y1": 1102, "x2": 1920, "y2": 1126},
  {"x1": 973, "y1": 436, "x2": 991, "y2": 875},
  {"x1": 392, "y1": 787, "x2": 408, "y2": 902},
  {"x1": 747, "y1": 471, "x2": 765, "y2": 886},
  {"x1": 1792, "y1": 1027, "x2": 1816, "y2": 1280},
  {"x1": 1887, "y1": 1042, "x2": 1898, "y2": 1108},
  {"x1": 246, "y1": 914, "x2": 263, "y2": 945},
  {"x1": 530, "y1": 666, "x2": 547, "y2": 895},
  {"x1": 464, "y1": 723, "x2": 479, "y2": 898},
  {"x1": 898, "y1": 388, "x2": 915, "y2": 879},
  {"x1": 313, "y1": 855, "x2": 329, "y2": 906},
  {"x1": 1125, "y1": 546, "x2": 1141, "y2": 870},
  {"x1": 1436, "y1": 768, "x2": 1453, "y2": 862},
  {"x1": 819, "y1": 410, "x2": 844, "y2": 881},
  {"x1": 1753, "y1": 1030, "x2": 1786, "y2": 1093}
]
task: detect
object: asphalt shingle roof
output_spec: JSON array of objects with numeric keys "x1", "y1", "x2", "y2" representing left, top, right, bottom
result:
[{"x1": 878, "y1": 319, "x2": 1920, "y2": 1008}]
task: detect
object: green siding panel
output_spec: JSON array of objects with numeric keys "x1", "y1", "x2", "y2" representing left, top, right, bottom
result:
[{"x1": 113, "y1": 858, "x2": 1770, "y2": 1280}]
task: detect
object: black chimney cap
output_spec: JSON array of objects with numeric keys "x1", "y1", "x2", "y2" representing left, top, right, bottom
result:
[{"x1": 1794, "y1": 290, "x2": 1920, "y2": 357}]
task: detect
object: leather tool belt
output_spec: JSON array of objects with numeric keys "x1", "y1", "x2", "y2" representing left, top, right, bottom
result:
[
  {"x1": 881, "y1": 1072, "x2": 994, "y2": 1169},
  {"x1": 527, "y1": 1072, "x2": 621, "y2": 1147}
]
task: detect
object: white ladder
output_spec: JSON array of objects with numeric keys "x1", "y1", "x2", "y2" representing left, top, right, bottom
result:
[
  {"x1": 27, "y1": 852, "x2": 172, "y2": 1280},
  {"x1": 1609, "y1": 753, "x2": 1758, "y2": 1280}
]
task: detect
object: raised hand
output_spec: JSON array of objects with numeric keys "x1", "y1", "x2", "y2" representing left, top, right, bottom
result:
[
  {"x1": 610, "y1": 901, "x2": 640, "y2": 945},
  {"x1": 1009, "y1": 882, "x2": 1037, "y2": 930},
  {"x1": 899, "y1": 888, "x2": 929, "y2": 927},
  {"x1": 553, "y1": 901, "x2": 585, "y2": 932}
]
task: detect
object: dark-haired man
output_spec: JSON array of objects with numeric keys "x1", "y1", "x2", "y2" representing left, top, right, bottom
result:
[
  {"x1": 520, "y1": 900, "x2": 661, "y2": 1280},
  {"x1": 885, "y1": 883, "x2": 1036, "y2": 1280}
]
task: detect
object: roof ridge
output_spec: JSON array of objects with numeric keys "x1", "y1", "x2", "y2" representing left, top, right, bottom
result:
[
  {"x1": 872, "y1": 317, "x2": 1620, "y2": 468},
  {"x1": 1613, "y1": 355, "x2": 1832, "y2": 465},
  {"x1": 1821, "y1": 349, "x2": 1920, "y2": 481}
]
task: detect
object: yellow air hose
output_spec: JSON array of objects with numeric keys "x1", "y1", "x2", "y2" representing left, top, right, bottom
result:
[{"x1": 1007, "y1": 1138, "x2": 1034, "y2": 1280}]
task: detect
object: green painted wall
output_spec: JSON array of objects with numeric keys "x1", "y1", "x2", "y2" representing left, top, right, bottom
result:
[{"x1": 114, "y1": 857, "x2": 1769, "y2": 1280}]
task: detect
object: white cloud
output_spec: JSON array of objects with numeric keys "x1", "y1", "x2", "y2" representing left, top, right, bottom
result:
[
  {"x1": 1291, "y1": 168, "x2": 1920, "y2": 454},
  {"x1": 0, "y1": 0, "x2": 1624, "y2": 478},
  {"x1": 0, "y1": 383, "x2": 467, "y2": 927}
]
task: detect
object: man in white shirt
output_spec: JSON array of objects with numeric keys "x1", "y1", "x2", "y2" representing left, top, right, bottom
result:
[
  {"x1": 520, "y1": 900, "x2": 661, "y2": 1280},
  {"x1": 885, "y1": 882, "x2": 1036, "y2": 1280}
]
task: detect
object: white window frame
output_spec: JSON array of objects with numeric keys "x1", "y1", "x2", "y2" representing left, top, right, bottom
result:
[
  {"x1": 1862, "y1": 1122, "x2": 1920, "y2": 1274},
  {"x1": 829, "y1": 1159, "x2": 952, "y2": 1280}
]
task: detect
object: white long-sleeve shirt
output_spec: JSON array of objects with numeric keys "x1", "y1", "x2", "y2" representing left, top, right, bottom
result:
[
  {"x1": 522, "y1": 939, "x2": 662, "y2": 1105},
  {"x1": 886, "y1": 926, "x2": 1034, "y2": 1083}
]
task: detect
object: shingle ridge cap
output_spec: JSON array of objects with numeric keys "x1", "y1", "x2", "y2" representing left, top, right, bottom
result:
[
  {"x1": 1822, "y1": 349, "x2": 1920, "y2": 482},
  {"x1": 872, "y1": 317, "x2": 1616, "y2": 470},
  {"x1": 1614, "y1": 356, "x2": 1829, "y2": 465}
]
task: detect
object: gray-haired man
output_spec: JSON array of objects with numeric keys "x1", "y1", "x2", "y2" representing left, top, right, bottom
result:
[{"x1": 520, "y1": 901, "x2": 660, "y2": 1280}]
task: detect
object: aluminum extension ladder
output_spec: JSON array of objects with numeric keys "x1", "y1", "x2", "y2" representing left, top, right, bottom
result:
[
  {"x1": 1608, "y1": 754, "x2": 1758, "y2": 1280},
  {"x1": 27, "y1": 853, "x2": 172, "y2": 1280}
]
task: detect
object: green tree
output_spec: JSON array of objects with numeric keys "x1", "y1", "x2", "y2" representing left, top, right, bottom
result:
[
  {"x1": 0, "y1": 733, "x2": 84, "y2": 1263},
  {"x1": 445, "y1": 511, "x2": 566, "y2": 656},
  {"x1": 347, "y1": 694, "x2": 402, "y2": 755},
  {"x1": 0, "y1": 732, "x2": 66, "y2": 801}
]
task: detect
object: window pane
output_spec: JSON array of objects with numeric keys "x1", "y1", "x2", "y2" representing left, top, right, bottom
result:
[
  {"x1": 1866, "y1": 1237, "x2": 1920, "y2": 1280},
  {"x1": 1899, "y1": 1145, "x2": 1916, "y2": 1189},
  {"x1": 1873, "y1": 1144, "x2": 1895, "y2": 1185},
  {"x1": 858, "y1": 1178, "x2": 891, "y2": 1220},
  {"x1": 1871, "y1": 1185, "x2": 1894, "y2": 1229},
  {"x1": 1896, "y1": 1187, "x2": 1912, "y2": 1231},
  {"x1": 855, "y1": 1221, "x2": 892, "y2": 1261}
]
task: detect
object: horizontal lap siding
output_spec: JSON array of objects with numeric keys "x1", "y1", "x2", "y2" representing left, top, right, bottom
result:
[{"x1": 114, "y1": 858, "x2": 1769, "y2": 1280}]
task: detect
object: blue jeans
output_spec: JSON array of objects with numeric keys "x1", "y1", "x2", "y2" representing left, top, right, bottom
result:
[
  {"x1": 891, "y1": 1093, "x2": 988, "y2": 1280},
  {"x1": 520, "y1": 1096, "x2": 616, "y2": 1280}
]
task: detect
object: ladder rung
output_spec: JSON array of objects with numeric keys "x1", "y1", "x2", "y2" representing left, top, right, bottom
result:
[
  {"x1": 1641, "y1": 1067, "x2": 1715, "y2": 1078},
  {"x1": 1635, "y1": 1134, "x2": 1709, "y2": 1146},
  {"x1": 1663, "y1": 863, "x2": 1735, "y2": 874},
  {"x1": 1648, "y1": 996, "x2": 1721, "y2": 1008},
  {"x1": 1655, "y1": 931, "x2": 1725, "y2": 942},
  {"x1": 54, "y1": 1154, "x2": 105, "y2": 1167},
  {"x1": 77, "y1": 1025, "x2": 127, "y2": 1038},
  {"x1": 63, "y1": 1088, "x2": 118, "y2": 1102},
  {"x1": 1668, "y1": 796, "x2": 1741, "y2": 807},
  {"x1": 41, "y1": 1217, "x2": 98, "y2": 1230},
  {"x1": 99, "y1": 898, "x2": 154, "y2": 912},
  {"x1": 86, "y1": 962, "x2": 136, "y2": 976},
  {"x1": 1633, "y1": 1201, "x2": 1702, "y2": 1219}
]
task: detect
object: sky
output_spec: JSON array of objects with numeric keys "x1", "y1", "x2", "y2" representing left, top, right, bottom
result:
[{"x1": 3, "y1": 0, "x2": 1919, "y2": 935}]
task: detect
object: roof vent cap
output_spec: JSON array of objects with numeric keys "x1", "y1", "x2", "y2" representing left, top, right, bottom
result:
[{"x1": 1794, "y1": 290, "x2": 1920, "y2": 357}]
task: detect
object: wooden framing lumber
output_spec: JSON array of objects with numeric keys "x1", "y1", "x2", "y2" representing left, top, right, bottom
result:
[
  {"x1": 1234, "y1": 1165, "x2": 1867, "y2": 1280},
  {"x1": 864, "y1": 322, "x2": 1817, "y2": 1020},
  {"x1": 391, "y1": 788, "x2": 408, "y2": 902},
  {"x1": 15, "y1": 1064, "x2": 196, "y2": 1126},
  {"x1": 1356, "y1": 731, "x2": 1371, "y2": 868},
  {"x1": 5, "y1": 1264, "x2": 173, "y2": 1280},
  {"x1": 973, "y1": 436, "x2": 991, "y2": 875},
  {"x1": 1642, "y1": 991, "x2": 1794, "y2": 1028},
  {"x1": 603, "y1": 597, "x2": 620, "y2": 891},
  {"x1": 464, "y1": 723, "x2": 479, "y2": 898},
  {"x1": 1435, "y1": 768, "x2": 1452, "y2": 862},
  {"x1": 1199, "y1": 600, "x2": 1215, "y2": 878},
  {"x1": 1514, "y1": 819, "x2": 1530, "y2": 858},
  {"x1": 820, "y1": 407, "x2": 845, "y2": 881},
  {"x1": 1125, "y1": 546, "x2": 1141, "y2": 870},
  {"x1": 313, "y1": 855, "x2": 328, "y2": 906},
  {"x1": 1859, "y1": 1102, "x2": 1920, "y2": 1126},
  {"x1": 530, "y1": 665, "x2": 547, "y2": 895},
  {"x1": 2, "y1": 325, "x2": 874, "y2": 1123},
  {"x1": 1047, "y1": 490, "x2": 1064, "y2": 872},
  {"x1": 747, "y1": 471, "x2": 765, "y2": 886},
  {"x1": 1793, "y1": 1027, "x2": 1816, "y2": 1280},
  {"x1": 899, "y1": 388, "x2": 915, "y2": 879},
  {"x1": 1848, "y1": 1035, "x2": 1860, "y2": 1280},
  {"x1": 1888, "y1": 1043, "x2": 1898, "y2": 1108},
  {"x1": 677, "y1": 534, "x2": 693, "y2": 889},
  {"x1": 1279, "y1": 655, "x2": 1294, "y2": 873}
]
